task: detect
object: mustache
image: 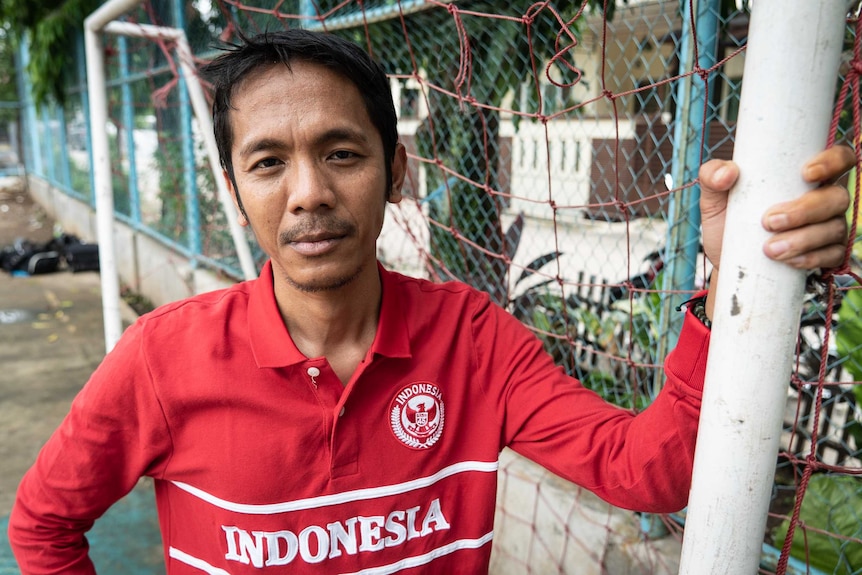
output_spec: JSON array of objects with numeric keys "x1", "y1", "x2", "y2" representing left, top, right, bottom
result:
[{"x1": 279, "y1": 216, "x2": 355, "y2": 244}]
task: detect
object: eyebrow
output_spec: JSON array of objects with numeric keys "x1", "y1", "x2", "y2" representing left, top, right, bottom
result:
[
  {"x1": 236, "y1": 128, "x2": 371, "y2": 159},
  {"x1": 237, "y1": 138, "x2": 287, "y2": 159}
]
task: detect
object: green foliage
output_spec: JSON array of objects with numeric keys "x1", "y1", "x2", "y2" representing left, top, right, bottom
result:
[
  {"x1": 772, "y1": 474, "x2": 862, "y2": 573},
  {"x1": 835, "y1": 166, "x2": 862, "y2": 449},
  {"x1": 0, "y1": 0, "x2": 102, "y2": 107},
  {"x1": 153, "y1": 138, "x2": 187, "y2": 243},
  {"x1": 513, "y1": 276, "x2": 662, "y2": 411},
  {"x1": 837, "y1": 287, "x2": 862, "y2": 381},
  {"x1": 835, "y1": 284, "x2": 862, "y2": 451}
]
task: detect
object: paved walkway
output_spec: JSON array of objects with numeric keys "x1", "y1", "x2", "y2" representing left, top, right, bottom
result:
[{"x1": 0, "y1": 177, "x2": 164, "y2": 573}]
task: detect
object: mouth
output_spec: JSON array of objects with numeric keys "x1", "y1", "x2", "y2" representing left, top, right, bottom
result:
[
  {"x1": 282, "y1": 228, "x2": 350, "y2": 257},
  {"x1": 281, "y1": 217, "x2": 355, "y2": 257},
  {"x1": 289, "y1": 235, "x2": 344, "y2": 256}
]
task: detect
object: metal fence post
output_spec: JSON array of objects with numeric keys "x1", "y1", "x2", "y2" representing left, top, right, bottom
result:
[
  {"x1": 119, "y1": 35, "x2": 141, "y2": 224},
  {"x1": 14, "y1": 44, "x2": 31, "y2": 176},
  {"x1": 40, "y1": 106, "x2": 54, "y2": 183},
  {"x1": 77, "y1": 33, "x2": 97, "y2": 207},
  {"x1": 56, "y1": 104, "x2": 72, "y2": 190},
  {"x1": 655, "y1": 0, "x2": 720, "y2": 394},
  {"x1": 173, "y1": 0, "x2": 201, "y2": 260}
]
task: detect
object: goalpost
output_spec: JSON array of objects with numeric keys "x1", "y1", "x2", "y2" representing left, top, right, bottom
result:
[
  {"x1": 678, "y1": 2, "x2": 849, "y2": 573},
  {"x1": 84, "y1": 0, "x2": 257, "y2": 352}
]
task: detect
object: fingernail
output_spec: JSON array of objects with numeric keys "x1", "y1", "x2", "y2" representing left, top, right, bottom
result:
[
  {"x1": 765, "y1": 213, "x2": 789, "y2": 231},
  {"x1": 766, "y1": 239, "x2": 790, "y2": 257}
]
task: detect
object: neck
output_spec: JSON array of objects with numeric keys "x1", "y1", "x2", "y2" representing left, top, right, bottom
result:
[{"x1": 272, "y1": 263, "x2": 382, "y2": 382}]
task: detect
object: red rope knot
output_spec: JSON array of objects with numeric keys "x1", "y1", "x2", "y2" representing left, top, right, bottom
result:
[
  {"x1": 522, "y1": 1, "x2": 550, "y2": 27},
  {"x1": 447, "y1": 3, "x2": 472, "y2": 96},
  {"x1": 602, "y1": 89, "x2": 615, "y2": 101},
  {"x1": 852, "y1": 59, "x2": 862, "y2": 77},
  {"x1": 538, "y1": 114, "x2": 549, "y2": 124},
  {"x1": 696, "y1": 66, "x2": 711, "y2": 84},
  {"x1": 548, "y1": 199, "x2": 557, "y2": 211}
]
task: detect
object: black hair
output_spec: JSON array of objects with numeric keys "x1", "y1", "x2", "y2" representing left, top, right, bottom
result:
[{"x1": 202, "y1": 29, "x2": 399, "y2": 210}]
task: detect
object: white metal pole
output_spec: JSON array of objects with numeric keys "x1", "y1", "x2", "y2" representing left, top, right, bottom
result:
[
  {"x1": 84, "y1": 24, "x2": 123, "y2": 352},
  {"x1": 678, "y1": 2, "x2": 848, "y2": 574},
  {"x1": 84, "y1": 0, "x2": 148, "y2": 352}
]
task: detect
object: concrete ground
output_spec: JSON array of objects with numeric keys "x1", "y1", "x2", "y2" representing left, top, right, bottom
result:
[{"x1": 0, "y1": 176, "x2": 164, "y2": 573}]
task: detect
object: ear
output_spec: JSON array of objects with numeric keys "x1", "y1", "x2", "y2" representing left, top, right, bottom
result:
[
  {"x1": 388, "y1": 143, "x2": 408, "y2": 205},
  {"x1": 222, "y1": 169, "x2": 248, "y2": 226}
]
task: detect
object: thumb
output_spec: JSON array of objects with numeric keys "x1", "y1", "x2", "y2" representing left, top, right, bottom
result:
[
  {"x1": 698, "y1": 159, "x2": 738, "y2": 268},
  {"x1": 698, "y1": 159, "x2": 738, "y2": 221}
]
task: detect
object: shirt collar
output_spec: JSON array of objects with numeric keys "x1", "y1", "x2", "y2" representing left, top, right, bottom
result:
[
  {"x1": 372, "y1": 262, "x2": 412, "y2": 360},
  {"x1": 248, "y1": 260, "x2": 412, "y2": 368}
]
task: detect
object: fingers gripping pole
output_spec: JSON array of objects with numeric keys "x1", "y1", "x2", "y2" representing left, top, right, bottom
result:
[{"x1": 678, "y1": 2, "x2": 847, "y2": 574}]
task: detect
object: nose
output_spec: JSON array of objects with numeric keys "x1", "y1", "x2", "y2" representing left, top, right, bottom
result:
[{"x1": 287, "y1": 160, "x2": 336, "y2": 213}]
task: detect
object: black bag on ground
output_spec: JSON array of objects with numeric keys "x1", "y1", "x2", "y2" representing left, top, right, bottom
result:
[
  {"x1": 0, "y1": 233, "x2": 100, "y2": 274},
  {"x1": 0, "y1": 239, "x2": 41, "y2": 273},
  {"x1": 47, "y1": 233, "x2": 100, "y2": 273},
  {"x1": 27, "y1": 251, "x2": 61, "y2": 274},
  {"x1": 64, "y1": 243, "x2": 100, "y2": 272}
]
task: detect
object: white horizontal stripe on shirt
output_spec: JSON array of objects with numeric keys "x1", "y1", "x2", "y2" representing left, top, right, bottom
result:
[
  {"x1": 171, "y1": 459, "x2": 499, "y2": 515},
  {"x1": 169, "y1": 546, "x2": 231, "y2": 575},
  {"x1": 339, "y1": 532, "x2": 495, "y2": 575},
  {"x1": 168, "y1": 532, "x2": 495, "y2": 575}
]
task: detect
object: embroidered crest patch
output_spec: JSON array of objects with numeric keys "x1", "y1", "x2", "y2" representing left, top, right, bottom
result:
[{"x1": 389, "y1": 382, "x2": 445, "y2": 449}]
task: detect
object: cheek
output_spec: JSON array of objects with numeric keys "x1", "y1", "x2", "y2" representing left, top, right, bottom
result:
[
  {"x1": 242, "y1": 182, "x2": 286, "y2": 214},
  {"x1": 241, "y1": 192, "x2": 286, "y2": 237}
]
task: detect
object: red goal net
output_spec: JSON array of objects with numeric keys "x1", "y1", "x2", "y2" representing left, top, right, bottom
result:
[{"x1": 90, "y1": 1, "x2": 862, "y2": 572}]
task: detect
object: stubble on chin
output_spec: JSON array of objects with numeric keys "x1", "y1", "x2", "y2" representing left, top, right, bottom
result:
[{"x1": 281, "y1": 263, "x2": 364, "y2": 293}]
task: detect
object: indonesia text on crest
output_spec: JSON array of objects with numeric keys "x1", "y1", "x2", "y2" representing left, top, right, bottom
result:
[{"x1": 389, "y1": 382, "x2": 445, "y2": 449}]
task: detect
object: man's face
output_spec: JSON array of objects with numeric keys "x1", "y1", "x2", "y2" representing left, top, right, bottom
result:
[{"x1": 224, "y1": 61, "x2": 405, "y2": 293}]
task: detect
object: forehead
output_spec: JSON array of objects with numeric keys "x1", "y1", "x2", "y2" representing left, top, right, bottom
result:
[
  {"x1": 228, "y1": 60, "x2": 372, "y2": 133},
  {"x1": 225, "y1": 60, "x2": 384, "y2": 162}
]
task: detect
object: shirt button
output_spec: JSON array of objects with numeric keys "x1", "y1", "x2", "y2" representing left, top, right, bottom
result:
[
  {"x1": 307, "y1": 367, "x2": 320, "y2": 378},
  {"x1": 339, "y1": 407, "x2": 346, "y2": 417}
]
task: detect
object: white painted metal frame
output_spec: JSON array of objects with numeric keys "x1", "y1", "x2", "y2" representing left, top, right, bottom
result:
[
  {"x1": 85, "y1": 0, "x2": 257, "y2": 351},
  {"x1": 678, "y1": 2, "x2": 849, "y2": 573}
]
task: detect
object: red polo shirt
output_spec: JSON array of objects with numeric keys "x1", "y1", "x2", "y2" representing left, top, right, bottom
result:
[{"x1": 9, "y1": 261, "x2": 708, "y2": 574}]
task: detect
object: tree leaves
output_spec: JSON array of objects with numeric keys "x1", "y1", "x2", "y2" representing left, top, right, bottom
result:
[{"x1": 0, "y1": 0, "x2": 102, "y2": 107}]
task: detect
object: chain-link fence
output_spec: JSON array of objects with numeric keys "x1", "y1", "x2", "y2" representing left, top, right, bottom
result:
[{"x1": 12, "y1": 0, "x2": 862, "y2": 573}]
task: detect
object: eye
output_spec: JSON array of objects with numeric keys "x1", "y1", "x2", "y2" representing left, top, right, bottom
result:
[
  {"x1": 329, "y1": 150, "x2": 357, "y2": 161},
  {"x1": 253, "y1": 157, "x2": 281, "y2": 170}
]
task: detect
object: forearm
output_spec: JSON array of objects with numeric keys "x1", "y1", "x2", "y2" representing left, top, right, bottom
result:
[
  {"x1": 9, "y1": 470, "x2": 98, "y2": 575},
  {"x1": 9, "y1": 320, "x2": 169, "y2": 574}
]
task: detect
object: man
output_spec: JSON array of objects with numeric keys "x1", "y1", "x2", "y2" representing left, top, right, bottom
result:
[{"x1": 9, "y1": 29, "x2": 854, "y2": 574}]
